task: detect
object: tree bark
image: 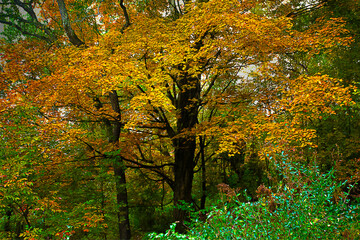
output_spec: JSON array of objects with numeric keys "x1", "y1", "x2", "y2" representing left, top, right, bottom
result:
[
  {"x1": 113, "y1": 160, "x2": 131, "y2": 239},
  {"x1": 173, "y1": 74, "x2": 200, "y2": 232},
  {"x1": 199, "y1": 136, "x2": 207, "y2": 210},
  {"x1": 56, "y1": 0, "x2": 84, "y2": 47},
  {"x1": 109, "y1": 90, "x2": 131, "y2": 240}
]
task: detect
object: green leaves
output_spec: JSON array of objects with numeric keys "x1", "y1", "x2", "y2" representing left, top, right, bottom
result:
[
  {"x1": 149, "y1": 161, "x2": 360, "y2": 239},
  {"x1": 1, "y1": 0, "x2": 360, "y2": 238}
]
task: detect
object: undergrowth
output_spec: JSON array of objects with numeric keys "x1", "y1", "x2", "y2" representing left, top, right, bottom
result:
[{"x1": 147, "y1": 161, "x2": 360, "y2": 239}]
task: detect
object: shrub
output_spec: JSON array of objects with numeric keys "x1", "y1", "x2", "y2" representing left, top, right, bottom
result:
[{"x1": 147, "y1": 162, "x2": 360, "y2": 239}]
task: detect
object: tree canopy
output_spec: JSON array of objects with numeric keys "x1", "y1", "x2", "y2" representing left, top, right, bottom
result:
[{"x1": 0, "y1": 0, "x2": 359, "y2": 239}]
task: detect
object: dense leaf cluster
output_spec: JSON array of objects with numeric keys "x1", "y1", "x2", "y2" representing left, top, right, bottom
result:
[{"x1": 0, "y1": 0, "x2": 360, "y2": 239}]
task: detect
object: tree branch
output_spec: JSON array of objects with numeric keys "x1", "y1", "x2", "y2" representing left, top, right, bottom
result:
[
  {"x1": 119, "y1": 0, "x2": 130, "y2": 31},
  {"x1": 56, "y1": 0, "x2": 84, "y2": 46},
  {"x1": 0, "y1": 19, "x2": 50, "y2": 41}
]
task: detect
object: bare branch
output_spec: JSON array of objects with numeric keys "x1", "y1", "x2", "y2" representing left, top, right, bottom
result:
[
  {"x1": 119, "y1": 0, "x2": 130, "y2": 31},
  {"x1": 56, "y1": 0, "x2": 84, "y2": 46}
]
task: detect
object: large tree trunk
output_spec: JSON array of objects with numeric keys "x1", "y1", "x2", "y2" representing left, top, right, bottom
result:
[
  {"x1": 173, "y1": 136, "x2": 196, "y2": 230},
  {"x1": 173, "y1": 75, "x2": 200, "y2": 232},
  {"x1": 109, "y1": 90, "x2": 131, "y2": 240}
]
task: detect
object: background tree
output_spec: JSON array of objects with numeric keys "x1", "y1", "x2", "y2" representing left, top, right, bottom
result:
[{"x1": 273, "y1": 0, "x2": 360, "y2": 196}]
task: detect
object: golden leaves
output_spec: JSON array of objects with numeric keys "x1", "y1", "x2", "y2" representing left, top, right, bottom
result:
[
  {"x1": 279, "y1": 75, "x2": 354, "y2": 121},
  {"x1": 1, "y1": 0, "x2": 356, "y2": 179}
]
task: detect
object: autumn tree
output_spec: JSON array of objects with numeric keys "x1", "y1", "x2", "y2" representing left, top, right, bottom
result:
[
  {"x1": 289, "y1": 0, "x2": 360, "y2": 198},
  {"x1": 0, "y1": 0, "x2": 355, "y2": 238},
  {"x1": 264, "y1": 0, "x2": 360, "y2": 186}
]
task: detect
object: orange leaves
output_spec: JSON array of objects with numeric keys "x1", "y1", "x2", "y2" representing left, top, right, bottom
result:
[
  {"x1": 290, "y1": 17, "x2": 353, "y2": 56},
  {"x1": 278, "y1": 75, "x2": 354, "y2": 121},
  {"x1": 0, "y1": 0, "x2": 354, "y2": 160},
  {"x1": 37, "y1": 197, "x2": 65, "y2": 213},
  {"x1": 1, "y1": 1, "x2": 358, "y2": 237},
  {"x1": 208, "y1": 73, "x2": 354, "y2": 160}
]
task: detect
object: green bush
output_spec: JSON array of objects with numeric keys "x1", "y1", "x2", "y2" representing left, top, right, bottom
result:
[{"x1": 147, "y1": 162, "x2": 360, "y2": 239}]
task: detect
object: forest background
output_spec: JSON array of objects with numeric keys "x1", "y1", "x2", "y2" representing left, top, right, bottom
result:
[{"x1": 0, "y1": 0, "x2": 360, "y2": 239}]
